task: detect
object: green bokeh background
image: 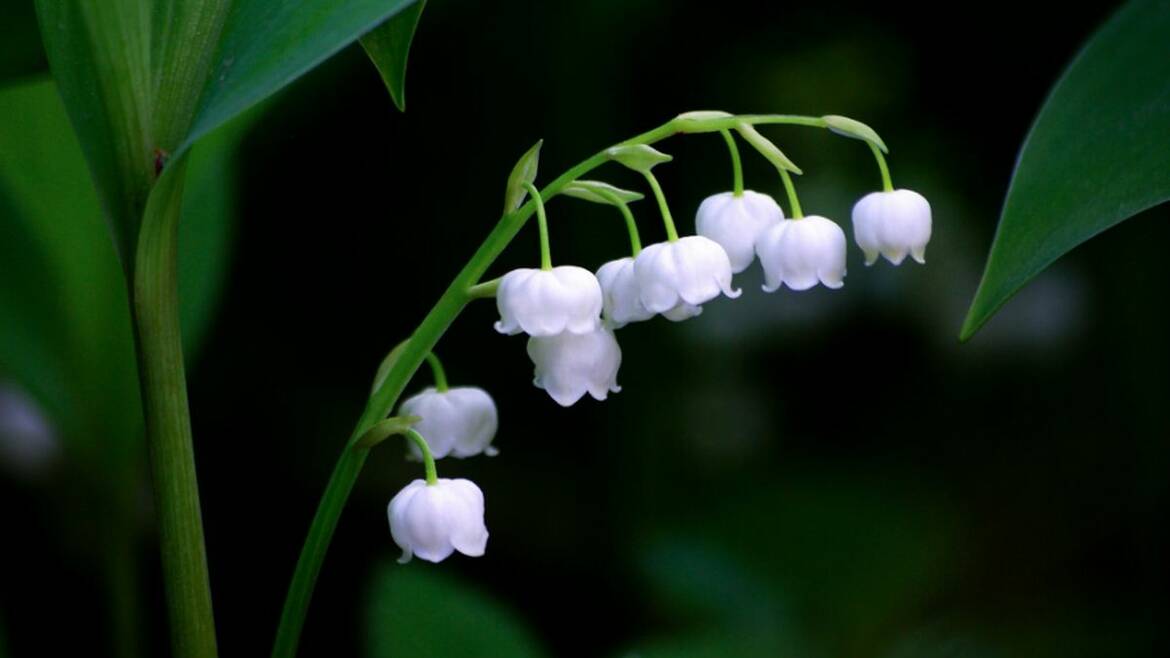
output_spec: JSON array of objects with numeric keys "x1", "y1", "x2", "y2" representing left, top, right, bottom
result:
[{"x1": 3, "y1": 1, "x2": 1168, "y2": 657}]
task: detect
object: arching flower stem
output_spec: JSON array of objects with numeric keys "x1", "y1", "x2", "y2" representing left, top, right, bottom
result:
[
  {"x1": 597, "y1": 188, "x2": 643, "y2": 256},
  {"x1": 271, "y1": 111, "x2": 885, "y2": 658},
  {"x1": 721, "y1": 129, "x2": 745, "y2": 196}
]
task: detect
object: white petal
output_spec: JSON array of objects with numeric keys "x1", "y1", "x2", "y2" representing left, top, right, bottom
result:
[
  {"x1": 851, "y1": 189, "x2": 932, "y2": 267},
  {"x1": 527, "y1": 327, "x2": 622, "y2": 407},
  {"x1": 757, "y1": 216, "x2": 847, "y2": 292},
  {"x1": 695, "y1": 190, "x2": 782, "y2": 272},
  {"x1": 633, "y1": 237, "x2": 739, "y2": 320},
  {"x1": 494, "y1": 267, "x2": 603, "y2": 336},
  {"x1": 596, "y1": 257, "x2": 654, "y2": 328}
]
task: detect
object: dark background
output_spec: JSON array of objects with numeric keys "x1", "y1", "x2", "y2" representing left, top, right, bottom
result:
[{"x1": 5, "y1": 0, "x2": 1170, "y2": 656}]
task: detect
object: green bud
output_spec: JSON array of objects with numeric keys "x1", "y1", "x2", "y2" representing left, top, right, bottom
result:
[
  {"x1": 735, "y1": 123, "x2": 802, "y2": 174},
  {"x1": 503, "y1": 139, "x2": 543, "y2": 213},
  {"x1": 606, "y1": 144, "x2": 673, "y2": 173},
  {"x1": 822, "y1": 115, "x2": 888, "y2": 153},
  {"x1": 561, "y1": 180, "x2": 645, "y2": 205},
  {"x1": 673, "y1": 110, "x2": 735, "y2": 133}
]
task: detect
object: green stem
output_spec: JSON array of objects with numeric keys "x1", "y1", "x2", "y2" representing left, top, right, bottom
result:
[
  {"x1": 597, "y1": 189, "x2": 642, "y2": 256},
  {"x1": 523, "y1": 181, "x2": 552, "y2": 269},
  {"x1": 778, "y1": 167, "x2": 804, "y2": 219},
  {"x1": 270, "y1": 111, "x2": 848, "y2": 658},
  {"x1": 467, "y1": 277, "x2": 501, "y2": 299},
  {"x1": 720, "y1": 129, "x2": 744, "y2": 196},
  {"x1": 642, "y1": 170, "x2": 679, "y2": 241},
  {"x1": 869, "y1": 141, "x2": 894, "y2": 191},
  {"x1": 424, "y1": 352, "x2": 448, "y2": 392},
  {"x1": 133, "y1": 161, "x2": 218, "y2": 658},
  {"x1": 404, "y1": 429, "x2": 439, "y2": 485}
]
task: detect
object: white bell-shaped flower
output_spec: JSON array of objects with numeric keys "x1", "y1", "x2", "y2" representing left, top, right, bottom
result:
[
  {"x1": 851, "y1": 189, "x2": 932, "y2": 266},
  {"x1": 695, "y1": 190, "x2": 783, "y2": 272},
  {"x1": 756, "y1": 215, "x2": 848, "y2": 291},
  {"x1": 399, "y1": 387, "x2": 498, "y2": 459},
  {"x1": 633, "y1": 236, "x2": 741, "y2": 319},
  {"x1": 595, "y1": 257, "x2": 654, "y2": 329},
  {"x1": 527, "y1": 326, "x2": 621, "y2": 407},
  {"x1": 387, "y1": 478, "x2": 488, "y2": 564},
  {"x1": 494, "y1": 266, "x2": 603, "y2": 336}
]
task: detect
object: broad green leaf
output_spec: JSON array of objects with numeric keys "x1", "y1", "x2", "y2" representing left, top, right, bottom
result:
[
  {"x1": 0, "y1": 78, "x2": 249, "y2": 459},
  {"x1": 365, "y1": 564, "x2": 548, "y2": 658},
  {"x1": 33, "y1": 0, "x2": 156, "y2": 265},
  {"x1": 182, "y1": 0, "x2": 420, "y2": 153},
  {"x1": 503, "y1": 139, "x2": 543, "y2": 213},
  {"x1": 562, "y1": 180, "x2": 645, "y2": 205},
  {"x1": 0, "y1": 78, "x2": 140, "y2": 457},
  {"x1": 361, "y1": 0, "x2": 428, "y2": 111},
  {"x1": 961, "y1": 0, "x2": 1170, "y2": 339},
  {"x1": 0, "y1": 2, "x2": 46, "y2": 82}
]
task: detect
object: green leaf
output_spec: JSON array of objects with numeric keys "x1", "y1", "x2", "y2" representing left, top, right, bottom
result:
[
  {"x1": 365, "y1": 564, "x2": 548, "y2": 658},
  {"x1": 606, "y1": 144, "x2": 673, "y2": 173},
  {"x1": 734, "y1": 123, "x2": 802, "y2": 175},
  {"x1": 0, "y1": 2, "x2": 46, "y2": 82},
  {"x1": 561, "y1": 180, "x2": 645, "y2": 205},
  {"x1": 183, "y1": 0, "x2": 420, "y2": 153},
  {"x1": 33, "y1": 0, "x2": 156, "y2": 265},
  {"x1": 822, "y1": 115, "x2": 887, "y2": 153},
  {"x1": 503, "y1": 139, "x2": 543, "y2": 213},
  {"x1": 0, "y1": 78, "x2": 247, "y2": 458},
  {"x1": 961, "y1": 0, "x2": 1170, "y2": 340},
  {"x1": 360, "y1": 0, "x2": 428, "y2": 111}
]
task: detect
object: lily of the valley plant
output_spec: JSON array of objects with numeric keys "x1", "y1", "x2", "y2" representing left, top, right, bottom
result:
[{"x1": 248, "y1": 107, "x2": 931, "y2": 657}]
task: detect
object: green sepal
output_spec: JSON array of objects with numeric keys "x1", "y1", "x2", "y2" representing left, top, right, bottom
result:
[
  {"x1": 822, "y1": 115, "x2": 888, "y2": 153},
  {"x1": 503, "y1": 139, "x2": 543, "y2": 214},
  {"x1": 606, "y1": 144, "x2": 672, "y2": 173},
  {"x1": 735, "y1": 123, "x2": 802, "y2": 175},
  {"x1": 561, "y1": 180, "x2": 644, "y2": 205}
]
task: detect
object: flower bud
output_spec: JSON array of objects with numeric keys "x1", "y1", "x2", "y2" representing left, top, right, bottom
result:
[
  {"x1": 527, "y1": 326, "x2": 622, "y2": 406},
  {"x1": 633, "y1": 236, "x2": 741, "y2": 319},
  {"x1": 595, "y1": 257, "x2": 654, "y2": 329},
  {"x1": 494, "y1": 266, "x2": 603, "y2": 336},
  {"x1": 756, "y1": 216, "x2": 847, "y2": 291},
  {"x1": 398, "y1": 387, "x2": 499, "y2": 459},
  {"x1": 851, "y1": 189, "x2": 932, "y2": 266},
  {"x1": 695, "y1": 191, "x2": 783, "y2": 272},
  {"x1": 387, "y1": 478, "x2": 489, "y2": 564}
]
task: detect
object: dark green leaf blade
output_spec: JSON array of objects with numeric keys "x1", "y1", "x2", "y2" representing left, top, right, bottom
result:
[
  {"x1": 961, "y1": 0, "x2": 1170, "y2": 340},
  {"x1": 183, "y1": 0, "x2": 419, "y2": 153},
  {"x1": 33, "y1": 0, "x2": 156, "y2": 265},
  {"x1": 360, "y1": 0, "x2": 428, "y2": 111},
  {"x1": 0, "y1": 2, "x2": 47, "y2": 83},
  {"x1": 365, "y1": 564, "x2": 548, "y2": 658}
]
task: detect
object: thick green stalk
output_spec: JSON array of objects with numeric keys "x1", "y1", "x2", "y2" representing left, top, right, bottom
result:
[
  {"x1": 133, "y1": 161, "x2": 218, "y2": 658},
  {"x1": 270, "y1": 112, "x2": 859, "y2": 658}
]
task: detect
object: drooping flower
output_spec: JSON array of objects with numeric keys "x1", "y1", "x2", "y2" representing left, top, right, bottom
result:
[
  {"x1": 494, "y1": 266, "x2": 603, "y2": 336},
  {"x1": 851, "y1": 189, "x2": 932, "y2": 266},
  {"x1": 399, "y1": 387, "x2": 499, "y2": 459},
  {"x1": 633, "y1": 236, "x2": 741, "y2": 319},
  {"x1": 695, "y1": 190, "x2": 783, "y2": 272},
  {"x1": 595, "y1": 257, "x2": 655, "y2": 329},
  {"x1": 387, "y1": 478, "x2": 488, "y2": 563},
  {"x1": 527, "y1": 326, "x2": 621, "y2": 406},
  {"x1": 756, "y1": 215, "x2": 847, "y2": 291}
]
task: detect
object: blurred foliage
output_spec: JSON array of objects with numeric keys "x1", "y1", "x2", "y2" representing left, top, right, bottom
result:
[
  {"x1": 361, "y1": 0, "x2": 429, "y2": 111},
  {"x1": 962, "y1": 0, "x2": 1170, "y2": 338},
  {"x1": 0, "y1": 2, "x2": 45, "y2": 82},
  {"x1": 365, "y1": 563, "x2": 547, "y2": 658}
]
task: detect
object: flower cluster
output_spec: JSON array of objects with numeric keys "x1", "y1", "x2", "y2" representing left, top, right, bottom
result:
[{"x1": 383, "y1": 113, "x2": 932, "y2": 565}]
